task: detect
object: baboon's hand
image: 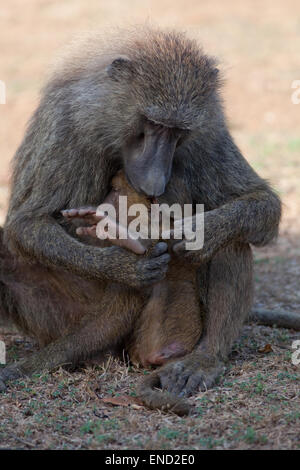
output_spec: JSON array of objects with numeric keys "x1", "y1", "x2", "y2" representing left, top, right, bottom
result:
[
  {"x1": 156, "y1": 351, "x2": 224, "y2": 397},
  {"x1": 105, "y1": 242, "x2": 171, "y2": 288},
  {"x1": 172, "y1": 211, "x2": 227, "y2": 263}
]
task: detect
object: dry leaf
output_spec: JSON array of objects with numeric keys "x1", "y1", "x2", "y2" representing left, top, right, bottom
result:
[
  {"x1": 258, "y1": 343, "x2": 273, "y2": 354},
  {"x1": 101, "y1": 394, "x2": 144, "y2": 408}
]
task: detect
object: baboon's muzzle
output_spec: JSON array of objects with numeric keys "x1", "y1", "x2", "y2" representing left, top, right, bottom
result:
[{"x1": 126, "y1": 126, "x2": 179, "y2": 197}]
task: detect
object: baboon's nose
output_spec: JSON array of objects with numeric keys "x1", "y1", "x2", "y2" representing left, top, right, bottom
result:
[{"x1": 139, "y1": 174, "x2": 166, "y2": 197}]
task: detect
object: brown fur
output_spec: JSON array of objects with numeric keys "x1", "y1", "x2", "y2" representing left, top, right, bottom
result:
[
  {"x1": 0, "y1": 27, "x2": 281, "y2": 415},
  {"x1": 64, "y1": 171, "x2": 202, "y2": 368}
]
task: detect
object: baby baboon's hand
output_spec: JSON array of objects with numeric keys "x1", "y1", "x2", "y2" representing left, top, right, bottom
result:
[
  {"x1": 61, "y1": 207, "x2": 100, "y2": 225},
  {"x1": 62, "y1": 207, "x2": 103, "y2": 238},
  {"x1": 104, "y1": 242, "x2": 171, "y2": 289},
  {"x1": 156, "y1": 351, "x2": 225, "y2": 397}
]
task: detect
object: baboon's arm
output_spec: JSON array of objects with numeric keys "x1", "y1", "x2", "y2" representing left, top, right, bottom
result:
[
  {"x1": 4, "y1": 85, "x2": 172, "y2": 288},
  {"x1": 213, "y1": 188, "x2": 281, "y2": 246},
  {"x1": 174, "y1": 188, "x2": 281, "y2": 263},
  {"x1": 206, "y1": 189, "x2": 279, "y2": 259},
  {"x1": 4, "y1": 215, "x2": 170, "y2": 288},
  {"x1": 173, "y1": 134, "x2": 281, "y2": 261}
]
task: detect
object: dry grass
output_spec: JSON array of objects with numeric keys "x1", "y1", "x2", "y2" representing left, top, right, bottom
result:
[
  {"x1": 0, "y1": 0, "x2": 299, "y2": 450},
  {"x1": 0, "y1": 323, "x2": 299, "y2": 450}
]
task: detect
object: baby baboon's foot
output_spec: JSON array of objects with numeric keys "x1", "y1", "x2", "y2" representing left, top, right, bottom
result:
[{"x1": 156, "y1": 351, "x2": 225, "y2": 397}]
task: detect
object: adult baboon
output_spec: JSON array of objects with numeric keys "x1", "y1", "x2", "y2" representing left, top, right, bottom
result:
[{"x1": 0, "y1": 27, "x2": 281, "y2": 402}]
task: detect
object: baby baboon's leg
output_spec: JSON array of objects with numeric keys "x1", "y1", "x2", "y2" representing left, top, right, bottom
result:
[
  {"x1": 130, "y1": 280, "x2": 201, "y2": 367},
  {"x1": 0, "y1": 295, "x2": 143, "y2": 391},
  {"x1": 61, "y1": 207, "x2": 98, "y2": 224}
]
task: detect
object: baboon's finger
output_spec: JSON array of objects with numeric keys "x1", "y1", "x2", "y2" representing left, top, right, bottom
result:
[
  {"x1": 144, "y1": 253, "x2": 171, "y2": 270},
  {"x1": 148, "y1": 242, "x2": 168, "y2": 258},
  {"x1": 172, "y1": 240, "x2": 186, "y2": 253}
]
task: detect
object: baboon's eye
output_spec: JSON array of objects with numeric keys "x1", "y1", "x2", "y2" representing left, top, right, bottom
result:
[
  {"x1": 176, "y1": 130, "x2": 190, "y2": 148},
  {"x1": 138, "y1": 132, "x2": 145, "y2": 140},
  {"x1": 176, "y1": 136, "x2": 184, "y2": 147}
]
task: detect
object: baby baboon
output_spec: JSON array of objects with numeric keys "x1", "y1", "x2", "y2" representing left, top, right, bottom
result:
[
  {"x1": 62, "y1": 170, "x2": 202, "y2": 368},
  {"x1": 1, "y1": 26, "x2": 282, "y2": 405}
]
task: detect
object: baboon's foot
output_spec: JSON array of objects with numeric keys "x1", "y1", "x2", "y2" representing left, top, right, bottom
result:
[
  {"x1": 139, "y1": 371, "x2": 191, "y2": 416},
  {"x1": 155, "y1": 351, "x2": 225, "y2": 397}
]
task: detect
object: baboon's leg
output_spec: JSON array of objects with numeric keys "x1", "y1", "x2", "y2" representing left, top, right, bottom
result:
[
  {"x1": 0, "y1": 297, "x2": 143, "y2": 391},
  {"x1": 153, "y1": 243, "x2": 253, "y2": 396},
  {"x1": 198, "y1": 242, "x2": 253, "y2": 359}
]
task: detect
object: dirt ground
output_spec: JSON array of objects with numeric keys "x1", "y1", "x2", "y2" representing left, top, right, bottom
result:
[{"x1": 0, "y1": 0, "x2": 299, "y2": 450}]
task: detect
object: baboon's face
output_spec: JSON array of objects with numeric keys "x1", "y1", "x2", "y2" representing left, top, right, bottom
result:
[
  {"x1": 106, "y1": 54, "x2": 211, "y2": 196},
  {"x1": 122, "y1": 119, "x2": 185, "y2": 197}
]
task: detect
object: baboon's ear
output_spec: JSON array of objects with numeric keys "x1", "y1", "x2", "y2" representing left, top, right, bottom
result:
[
  {"x1": 207, "y1": 60, "x2": 221, "y2": 85},
  {"x1": 211, "y1": 67, "x2": 219, "y2": 79},
  {"x1": 106, "y1": 56, "x2": 134, "y2": 81}
]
